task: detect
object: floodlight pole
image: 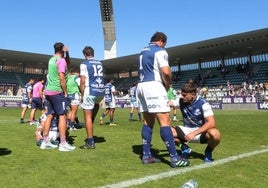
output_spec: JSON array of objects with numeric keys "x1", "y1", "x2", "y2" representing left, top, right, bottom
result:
[{"x1": 99, "y1": 0, "x2": 117, "y2": 60}]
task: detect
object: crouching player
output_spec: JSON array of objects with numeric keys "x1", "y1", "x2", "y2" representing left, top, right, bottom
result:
[
  {"x1": 170, "y1": 82, "x2": 221, "y2": 162},
  {"x1": 35, "y1": 114, "x2": 59, "y2": 146}
]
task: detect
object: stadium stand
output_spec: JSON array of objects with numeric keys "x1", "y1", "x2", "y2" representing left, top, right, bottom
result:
[
  {"x1": 1, "y1": 28, "x2": 268, "y2": 102},
  {"x1": 172, "y1": 61, "x2": 268, "y2": 89},
  {"x1": 0, "y1": 61, "x2": 267, "y2": 97}
]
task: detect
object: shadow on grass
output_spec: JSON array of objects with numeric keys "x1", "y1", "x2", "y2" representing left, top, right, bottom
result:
[
  {"x1": 154, "y1": 149, "x2": 205, "y2": 161},
  {"x1": 132, "y1": 145, "x2": 170, "y2": 166},
  {"x1": 0, "y1": 148, "x2": 12, "y2": 156},
  {"x1": 64, "y1": 131, "x2": 106, "y2": 145},
  {"x1": 80, "y1": 136, "x2": 106, "y2": 144},
  {"x1": 189, "y1": 151, "x2": 205, "y2": 160},
  {"x1": 93, "y1": 136, "x2": 106, "y2": 143}
]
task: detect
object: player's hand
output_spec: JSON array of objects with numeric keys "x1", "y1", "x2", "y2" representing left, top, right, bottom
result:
[
  {"x1": 63, "y1": 46, "x2": 69, "y2": 52},
  {"x1": 184, "y1": 132, "x2": 196, "y2": 142}
]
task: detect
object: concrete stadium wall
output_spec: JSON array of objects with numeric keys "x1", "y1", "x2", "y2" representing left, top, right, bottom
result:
[{"x1": 222, "y1": 103, "x2": 258, "y2": 110}]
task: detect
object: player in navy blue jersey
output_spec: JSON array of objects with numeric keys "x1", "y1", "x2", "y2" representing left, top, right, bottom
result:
[
  {"x1": 100, "y1": 78, "x2": 118, "y2": 126},
  {"x1": 129, "y1": 81, "x2": 142, "y2": 122},
  {"x1": 170, "y1": 82, "x2": 221, "y2": 162},
  {"x1": 20, "y1": 77, "x2": 34, "y2": 123},
  {"x1": 137, "y1": 32, "x2": 189, "y2": 168},
  {"x1": 79, "y1": 46, "x2": 105, "y2": 149}
]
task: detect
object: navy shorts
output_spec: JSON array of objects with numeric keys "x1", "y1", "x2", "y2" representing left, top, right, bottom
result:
[
  {"x1": 31, "y1": 97, "x2": 44, "y2": 110},
  {"x1": 45, "y1": 93, "x2": 69, "y2": 115}
]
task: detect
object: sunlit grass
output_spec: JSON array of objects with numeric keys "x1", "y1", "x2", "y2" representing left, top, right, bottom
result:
[{"x1": 0, "y1": 107, "x2": 267, "y2": 187}]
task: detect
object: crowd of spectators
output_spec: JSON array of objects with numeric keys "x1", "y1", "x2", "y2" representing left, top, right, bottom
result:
[
  {"x1": 198, "y1": 80, "x2": 267, "y2": 102},
  {"x1": 0, "y1": 87, "x2": 14, "y2": 96}
]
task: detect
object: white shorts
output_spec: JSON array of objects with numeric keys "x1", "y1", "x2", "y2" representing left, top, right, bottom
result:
[
  {"x1": 130, "y1": 101, "x2": 139, "y2": 108},
  {"x1": 178, "y1": 126, "x2": 202, "y2": 143},
  {"x1": 170, "y1": 98, "x2": 180, "y2": 107},
  {"x1": 70, "y1": 93, "x2": 81, "y2": 106},
  {"x1": 81, "y1": 94, "x2": 103, "y2": 110},
  {"x1": 49, "y1": 131, "x2": 59, "y2": 141},
  {"x1": 137, "y1": 81, "x2": 170, "y2": 113},
  {"x1": 21, "y1": 103, "x2": 31, "y2": 108},
  {"x1": 105, "y1": 98, "x2": 116, "y2": 108}
]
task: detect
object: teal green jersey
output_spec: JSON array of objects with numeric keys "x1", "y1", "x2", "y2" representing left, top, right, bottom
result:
[
  {"x1": 168, "y1": 87, "x2": 176, "y2": 100},
  {"x1": 46, "y1": 56, "x2": 67, "y2": 92},
  {"x1": 67, "y1": 74, "x2": 80, "y2": 94}
]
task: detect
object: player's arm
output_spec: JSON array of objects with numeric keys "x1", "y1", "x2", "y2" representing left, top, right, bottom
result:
[
  {"x1": 185, "y1": 102, "x2": 216, "y2": 141},
  {"x1": 27, "y1": 87, "x2": 32, "y2": 103},
  {"x1": 112, "y1": 90, "x2": 118, "y2": 96},
  {"x1": 185, "y1": 115, "x2": 216, "y2": 141},
  {"x1": 79, "y1": 75, "x2": 85, "y2": 102},
  {"x1": 160, "y1": 66, "x2": 172, "y2": 90},
  {"x1": 63, "y1": 46, "x2": 70, "y2": 66},
  {"x1": 59, "y1": 72, "x2": 67, "y2": 97},
  {"x1": 193, "y1": 115, "x2": 215, "y2": 134},
  {"x1": 75, "y1": 77, "x2": 82, "y2": 94},
  {"x1": 38, "y1": 86, "x2": 43, "y2": 99},
  {"x1": 57, "y1": 58, "x2": 68, "y2": 97},
  {"x1": 111, "y1": 86, "x2": 118, "y2": 96},
  {"x1": 27, "y1": 91, "x2": 32, "y2": 99}
]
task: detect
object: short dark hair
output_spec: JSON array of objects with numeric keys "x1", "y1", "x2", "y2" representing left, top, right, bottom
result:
[
  {"x1": 54, "y1": 42, "x2": 64, "y2": 53},
  {"x1": 132, "y1": 81, "x2": 138, "y2": 86},
  {"x1": 38, "y1": 76, "x2": 45, "y2": 82},
  {"x1": 150, "y1": 32, "x2": 167, "y2": 43},
  {"x1": 69, "y1": 66, "x2": 80, "y2": 74},
  {"x1": 181, "y1": 82, "x2": 197, "y2": 93},
  {"x1": 83, "y1": 46, "x2": 94, "y2": 57}
]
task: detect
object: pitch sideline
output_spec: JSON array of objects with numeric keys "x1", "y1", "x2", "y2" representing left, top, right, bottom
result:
[{"x1": 99, "y1": 147, "x2": 268, "y2": 188}]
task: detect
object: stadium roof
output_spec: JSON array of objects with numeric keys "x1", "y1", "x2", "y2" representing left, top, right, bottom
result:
[
  {"x1": 0, "y1": 49, "x2": 82, "y2": 70},
  {"x1": 102, "y1": 28, "x2": 268, "y2": 73},
  {"x1": 1, "y1": 28, "x2": 268, "y2": 74}
]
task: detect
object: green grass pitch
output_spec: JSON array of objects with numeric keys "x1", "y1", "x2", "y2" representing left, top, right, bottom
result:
[{"x1": 0, "y1": 107, "x2": 267, "y2": 187}]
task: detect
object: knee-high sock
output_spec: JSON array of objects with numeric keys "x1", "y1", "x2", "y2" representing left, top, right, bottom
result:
[
  {"x1": 160, "y1": 126, "x2": 179, "y2": 161},
  {"x1": 141, "y1": 125, "x2": 152, "y2": 159}
]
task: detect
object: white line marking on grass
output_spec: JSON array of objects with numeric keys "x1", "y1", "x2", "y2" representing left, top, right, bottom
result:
[{"x1": 99, "y1": 148, "x2": 268, "y2": 188}]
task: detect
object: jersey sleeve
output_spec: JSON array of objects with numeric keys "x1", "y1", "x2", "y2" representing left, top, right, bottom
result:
[
  {"x1": 202, "y1": 102, "x2": 214, "y2": 117},
  {"x1": 57, "y1": 58, "x2": 67, "y2": 73},
  {"x1": 111, "y1": 85, "x2": 116, "y2": 92},
  {"x1": 75, "y1": 77, "x2": 80, "y2": 86},
  {"x1": 172, "y1": 89, "x2": 177, "y2": 96},
  {"x1": 80, "y1": 63, "x2": 87, "y2": 76},
  {"x1": 155, "y1": 50, "x2": 169, "y2": 68},
  {"x1": 27, "y1": 85, "x2": 33, "y2": 93}
]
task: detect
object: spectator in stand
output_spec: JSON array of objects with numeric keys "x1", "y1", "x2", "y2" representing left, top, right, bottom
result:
[
  {"x1": 29, "y1": 76, "x2": 45, "y2": 125},
  {"x1": 7, "y1": 88, "x2": 13, "y2": 96},
  {"x1": 20, "y1": 77, "x2": 35, "y2": 123}
]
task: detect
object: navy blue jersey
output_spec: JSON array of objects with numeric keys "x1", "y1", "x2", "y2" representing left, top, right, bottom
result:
[
  {"x1": 130, "y1": 86, "x2": 137, "y2": 102},
  {"x1": 104, "y1": 83, "x2": 114, "y2": 102},
  {"x1": 138, "y1": 43, "x2": 169, "y2": 83},
  {"x1": 80, "y1": 59, "x2": 105, "y2": 96},
  {"x1": 179, "y1": 95, "x2": 213, "y2": 128},
  {"x1": 22, "y1": 82, "x2": 33, "y2": 103}
]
